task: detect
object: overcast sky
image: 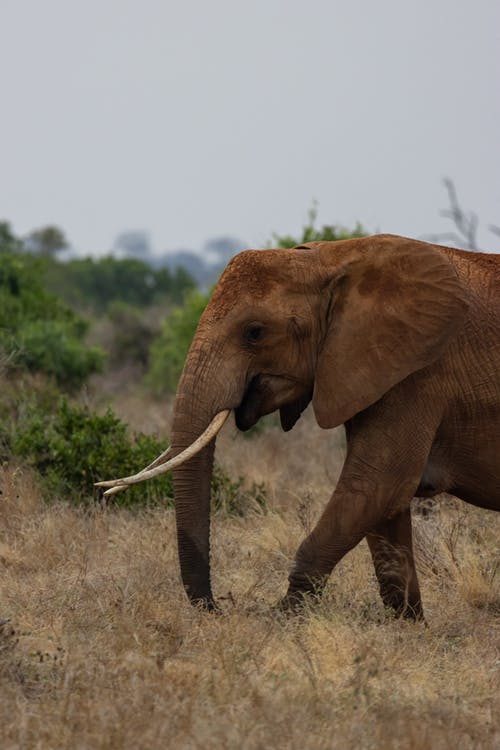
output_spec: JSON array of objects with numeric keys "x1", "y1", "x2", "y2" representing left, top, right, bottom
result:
[{"x1": 1, "y1": 1, "x2": 499, "y2": 256}]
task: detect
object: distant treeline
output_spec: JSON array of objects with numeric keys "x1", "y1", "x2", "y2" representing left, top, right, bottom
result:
[{"x1": 45, "y1": 256, "x2": 194, "y2": 313}]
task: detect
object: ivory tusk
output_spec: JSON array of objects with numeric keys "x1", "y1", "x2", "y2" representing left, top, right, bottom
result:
[
  {"x1": 142, "y1": 445, "x2": 174, "y2": 472},
  {"x1": 100, "y1": 445, "x2": 175, "y2": 497},
  {"x1": 95, "y1": 410, "x2": 230, "y2": 496}
]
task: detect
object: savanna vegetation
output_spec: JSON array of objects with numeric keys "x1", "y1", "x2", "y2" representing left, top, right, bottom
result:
[{"x1": 0, "y1": 215, "x2": 498, "y2": 749}]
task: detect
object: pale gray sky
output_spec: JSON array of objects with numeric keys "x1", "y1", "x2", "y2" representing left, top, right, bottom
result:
[{"x1": 1, "y1": 0, "x2": 499, "y2": 255}]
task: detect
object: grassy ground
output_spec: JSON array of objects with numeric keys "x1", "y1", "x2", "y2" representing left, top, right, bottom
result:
[{"x1": 1, "y1": 403, "x2": 499, "y2": 749}]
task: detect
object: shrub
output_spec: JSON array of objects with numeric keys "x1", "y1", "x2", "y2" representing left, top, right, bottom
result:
[
  {"x1": 13, "y1": 320, "x2": 103, "y2": 389},
  {"x1": 0, "y1": 250, "x2": 104, "y2": 389},
  {"x1": 8, "y1": 397, "x2": 173, "y2": 505},
  {"x1": 0, "y1": 252, "x2": 66, "y2": 326},
  {"x1": 147, "y1": 289, "x2": 209, "y2": 395},
  {"x1": 5, "y1": 394, "x2": 266, "y2": 513},
  {"x1": 104, "y1": 302, "x2": 157, "y2": 368}
]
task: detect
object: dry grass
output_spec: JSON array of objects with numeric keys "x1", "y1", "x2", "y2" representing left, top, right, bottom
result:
[{"x1": 1, "y1": 402, "x2": 499, "y2": 749}]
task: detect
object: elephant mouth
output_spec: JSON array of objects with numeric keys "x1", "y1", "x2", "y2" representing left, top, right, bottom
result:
[
  {"x1": 235, "y1": 376, "x2": 265, "y2": 431},
  {"x1": 234, "y1": 408, "x2": 257, "y2": 432},
  {"x1": 235, "y1": 373, "x2": 307, "y2": 431}
]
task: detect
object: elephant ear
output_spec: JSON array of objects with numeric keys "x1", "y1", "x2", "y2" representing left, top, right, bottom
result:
[{"x1": 312, "y1": 237, "x2": 469, "y2": 429}]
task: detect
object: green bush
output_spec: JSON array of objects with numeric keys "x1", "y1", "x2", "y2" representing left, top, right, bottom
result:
[
  {"x1": 13, "y1": 320, "x2": 103, "y2": 389},
  {"x1": 4, "y1": 394, "x2": 266, "y2": 513},
  {"x1": 0, "y1": 249, "x2": 104, "y2": 389},
  {"x1": 147, "y1": 289, "x2": 209, "y2": 395},
  {"x1": 0, "y1": 252, "x2": 67, "y2": 326},
  {"x1": 9, "y1": 397, "x2": 172, "y2": 505},
  {"x1": 104, "y1": 301, "x2": 157, "y2": 368}
]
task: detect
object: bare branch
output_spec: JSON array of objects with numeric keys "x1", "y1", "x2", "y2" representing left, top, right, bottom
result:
[
  {"x1": 420, "y1": 178, "x2": 500, "y2": 251},
  {"x1": 438, "y1": 178, "x2": 479, "y2": 250}
]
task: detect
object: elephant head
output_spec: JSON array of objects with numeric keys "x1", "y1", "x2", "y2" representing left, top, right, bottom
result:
[{"x1": 98, "y1": 234, "x2": 468, "y2": 610}]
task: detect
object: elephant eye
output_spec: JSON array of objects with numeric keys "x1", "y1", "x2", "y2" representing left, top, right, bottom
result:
[{"x1": 244, "y1": 324, "x2": 264, "y2": 344}]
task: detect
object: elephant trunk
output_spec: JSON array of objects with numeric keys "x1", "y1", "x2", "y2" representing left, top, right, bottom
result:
[
  {"x1": 172, "y1": 439, "x2": 216, "y2": 608},
  {"x1": 171, "y1": 346, "x2": 242, "y2": 609}
]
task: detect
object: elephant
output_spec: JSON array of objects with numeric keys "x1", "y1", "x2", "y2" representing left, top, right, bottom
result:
[{"x1": 98, "y1": 234, "x2": 500, "y2": 620}]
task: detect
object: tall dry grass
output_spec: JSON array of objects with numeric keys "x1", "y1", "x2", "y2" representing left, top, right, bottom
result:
[{"x1": 1, "y1": 401, "x2": 499, "y2": 749}]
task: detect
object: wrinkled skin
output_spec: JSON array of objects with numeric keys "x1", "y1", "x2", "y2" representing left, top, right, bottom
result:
[{"x1": 171, "y1": 234, "x2": 500, "y2": 619}]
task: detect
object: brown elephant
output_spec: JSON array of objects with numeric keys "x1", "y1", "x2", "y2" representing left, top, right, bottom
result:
[{"x1": 98, "y1": 234, "x2": 500, "y2": 619}]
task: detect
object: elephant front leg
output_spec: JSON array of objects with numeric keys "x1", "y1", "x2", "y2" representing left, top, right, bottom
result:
[
  {"x1": 282, "y1": 405, "x2": 435, "y2": 612},
  {"x1": 283, "y1": 476, "x2": 379, "y2": 608},
  {"x1": 367, "y1": 507, "x2": 423, "y2": 620}
]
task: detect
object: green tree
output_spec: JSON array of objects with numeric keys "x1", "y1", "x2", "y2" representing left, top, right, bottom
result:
[
  {"x1": 0, "y1": 221, "x2": 23, "y2": 253},
  {"x1": 272, "y1": 203, "x2": 366, "y2": 248},
  {"x1": 25, "y1": 225, "x2": 69, "y2": 256}
]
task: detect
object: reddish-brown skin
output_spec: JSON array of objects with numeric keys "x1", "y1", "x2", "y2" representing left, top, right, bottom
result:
[{"x1": 171, "y1": 234, "x2": 500, "y2": 618}]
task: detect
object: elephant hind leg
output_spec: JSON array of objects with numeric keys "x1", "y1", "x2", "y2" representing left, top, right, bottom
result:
[{"x1": 367, "y1": 507, "x2": 424, "y2": 621}]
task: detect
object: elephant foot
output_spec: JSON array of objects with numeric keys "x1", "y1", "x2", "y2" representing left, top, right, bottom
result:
[
  {"x1": 277, "y1": 581, "x2": 325, "y2": 615},
  {"x1": 383, "y1": 598, "x2": 425, "y2": 622},
  {"x1": 189, "y1": 595, "x2": 220, "y2": 613},
  {"x1": 276, "y1": 592, "x2": 312, "y2": 615},
  {"x1": 378, "y1": 584, "x2": 425, "y2": 622}
]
